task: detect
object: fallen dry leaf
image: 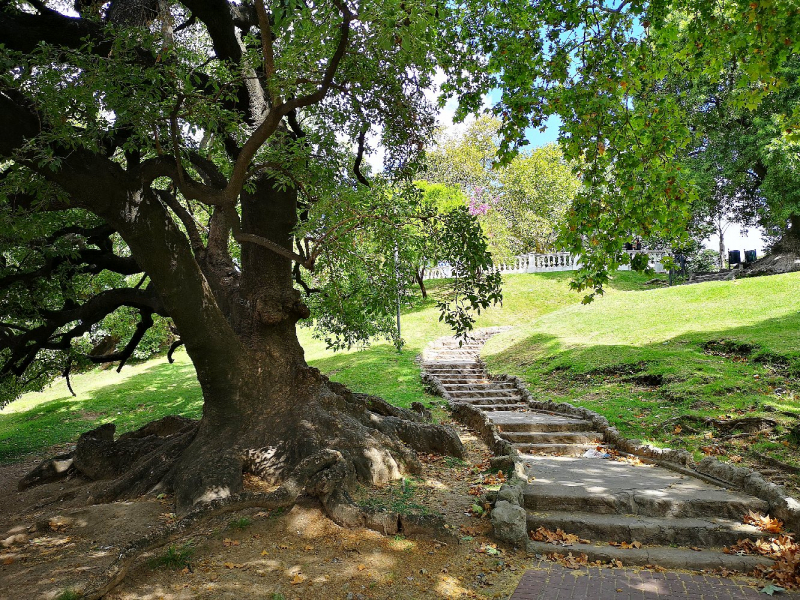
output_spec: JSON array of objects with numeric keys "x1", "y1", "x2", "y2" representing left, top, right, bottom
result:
[
  {"x1": 291, "y1": 574, "x2": 305, "y2": 585},
  {"x1": 743, "y1": 511, "x2": 784, "y2": 534}
]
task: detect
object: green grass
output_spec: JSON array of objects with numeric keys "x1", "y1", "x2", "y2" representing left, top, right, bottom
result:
[
  {"x1": 0, "y1": 354, "x2": 203, "y2": 462},
  {"x1": 297, "y1": 271, "x2": 657, "y2": 409},
  {"x1": 228, "y1": 517, "x2": 251, "y2": 530},
  {"x1": 148, "y1": 542, "x2": 194, "y2": 570},
  {"x1": 483, "y1": 272, "x2": 800, "y2": 471},
  {"x1": 7, "y1": 268, "x2": 786, "y2": 477}
]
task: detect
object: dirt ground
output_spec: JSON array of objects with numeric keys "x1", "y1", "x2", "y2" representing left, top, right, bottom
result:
[
  {"x1": 0, "y1": 424, "x2": 773, "y2": 600},
  {"x1": 0, "y1": 425, "x2": 540, "y2": 600}
]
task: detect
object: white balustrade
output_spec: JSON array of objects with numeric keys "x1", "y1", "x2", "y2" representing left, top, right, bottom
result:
[{"x1": 422, "y1": 250, "x2": 668, "y2": 280}]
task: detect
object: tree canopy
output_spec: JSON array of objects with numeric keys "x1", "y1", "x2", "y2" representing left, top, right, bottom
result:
[
  {"x1": 423, "y1": 117, "x2": 580, "y2": 257},
  {"x1": 445, "y1": 0, "x2": 800, "y2": 298}
]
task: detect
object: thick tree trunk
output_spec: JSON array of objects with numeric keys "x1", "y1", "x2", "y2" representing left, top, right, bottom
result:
[
  {"x1": 743, "y1": 214, "x2": 800, "y2": 276},
  {"x1": 22, "y1": 173, "x2": 465, "y2": 515}
]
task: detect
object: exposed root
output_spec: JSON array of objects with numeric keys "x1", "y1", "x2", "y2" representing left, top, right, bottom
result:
[
  {"x1": 662, "y1": 415, "x2": 778, "y2": 437},
  {"x1": 19, "y1": 379, "x2": 466, "y2": 596},
  {"x1": 81, "y1": 449, "x2": 343, "y2": 599}
]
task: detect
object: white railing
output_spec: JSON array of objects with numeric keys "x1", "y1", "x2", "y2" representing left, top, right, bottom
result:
[{"x1": 423, "y1": 250, "x2": 668, "y2": 280}]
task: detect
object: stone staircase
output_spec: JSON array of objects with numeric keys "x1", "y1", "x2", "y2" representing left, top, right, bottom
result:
[
  {"x1": 687, "y1": 269, "x2": 740, "y2": 284},
  {"x1": 421, "y1": 329, "x2": 779, "y2": 572}
]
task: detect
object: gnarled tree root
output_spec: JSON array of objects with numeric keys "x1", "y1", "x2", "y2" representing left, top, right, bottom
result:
[
  {"x1": 80, "y1": 449, "x2": 343, "y2": 600},
  {"x1": 21, "y1": 380, "x2": 466, "y2": 597}
]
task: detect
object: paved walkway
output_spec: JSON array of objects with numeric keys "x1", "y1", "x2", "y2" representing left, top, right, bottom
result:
[{"x1": 510, "y1": 565, "x2": 795, "y2": 599}]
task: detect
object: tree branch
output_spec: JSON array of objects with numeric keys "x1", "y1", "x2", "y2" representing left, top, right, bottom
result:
[
  {"x1": 224, "y1": 0, "x2": 353, "y2": 202},
  {"x1": 225, "y1": 206, "x2": 311, "y2": 267},
  {"x1": 354, "y1": 127, "x2": 371, "y2": 187}
]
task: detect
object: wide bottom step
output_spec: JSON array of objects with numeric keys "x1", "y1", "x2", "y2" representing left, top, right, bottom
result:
[
  {"x1": 526, "y1": 510, "x2": 768, "y2": 547},
  {"x1": 525, "y1": 540, "x2": 772, "y2": 572}
]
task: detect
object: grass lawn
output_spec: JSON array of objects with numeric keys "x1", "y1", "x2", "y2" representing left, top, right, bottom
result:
[{"x1": 3, "y1": 269, "x2": 797, "y2": 488}]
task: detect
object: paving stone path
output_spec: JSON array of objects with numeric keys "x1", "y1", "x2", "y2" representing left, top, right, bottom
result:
[{"x1": 421, "y1": 328, "x2": 799, "y2": 598}]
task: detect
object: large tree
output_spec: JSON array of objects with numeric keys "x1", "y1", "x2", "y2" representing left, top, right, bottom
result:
[{"x1": 0, "y1": 0, "x2": 501, "y2": 518}]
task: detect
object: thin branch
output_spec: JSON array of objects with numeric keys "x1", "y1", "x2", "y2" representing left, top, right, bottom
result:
[
  {"x1": 293, "y1": 262, "x2": 321, "y2": 296},
  {"x1": 354, "y1": 127, "x2": 371, "y2": 188},
  {"x1": 255, "y1": 0, "x2": 280, "y2": 105},
  {"x1": 63, "y1": 358, "x2": 76, "y2": 397},
  {"x1": 167, "y1": 339, "x2": 184, "y2": 363},
  {"x1": 155, "y1": 189, "x2": 206, "y2": 255},
  {"x1": 225, "y1": 206, "x2": 311, "y2": 267}
]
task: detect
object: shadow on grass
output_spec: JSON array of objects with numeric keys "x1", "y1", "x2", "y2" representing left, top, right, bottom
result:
[
  {"x1": 0, "y1": 359, "x2": 203, "y2": 463},
  {"x1": 484, "y1": 311, "x2": 800, "y2": 457}
]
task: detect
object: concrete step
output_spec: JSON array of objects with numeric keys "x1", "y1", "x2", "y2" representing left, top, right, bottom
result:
[
  {"x1": 442, "y1": 379, "x2": 517, "y2": 390},
  {"x1": 502, "y1": 431, "x2": 604, "y2": 445},
  {"x1": 524, "y1": 539, "x2": 772, "y2": 572},
  {"x1": 525, "y1": 510, "x2": 769, "y2": 548},
  {"x1": 446, "y1": 389, "x2": 520, "y2": 399},
  {"x1": 514, "y1": 443, "x2": 603, "y2": 456},
  {"x1": 488, "y1": 411, "x2": 595, "y2": 433},
  {"x1": 520, "y1": 457, "x2": 770, "y2": 519}
]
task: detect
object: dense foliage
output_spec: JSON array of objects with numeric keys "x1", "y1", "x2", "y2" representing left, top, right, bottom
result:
[
  {"x1": 423, "y1": 117, "x2": 580, "y2": 258},
  {"x1": 0, "y1": 0, "x2": 501, "y2": 405},
  {"x1": 444, "y1": 0, "x2": 800, "y2": 299}
]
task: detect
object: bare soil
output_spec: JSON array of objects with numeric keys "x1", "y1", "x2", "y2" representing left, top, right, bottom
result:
[{"x1": 0, "y1": 425, "x2": 533, "y2": 600}]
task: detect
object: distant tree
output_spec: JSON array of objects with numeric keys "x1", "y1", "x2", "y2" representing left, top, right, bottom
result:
[
  {"x1": 674, "y1": 58, "x2": 800, "y2": 264},
  {"x1": 448, "y1": 0, "x2": 800, "y2": 299},
  {"x1": 423, "y1": 118, "x2": 579, "y2": 257}
]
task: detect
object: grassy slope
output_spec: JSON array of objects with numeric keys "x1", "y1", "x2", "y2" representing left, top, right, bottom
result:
[
  {"x1": 4, "y1": 270, "x2": 796, "y2": 474},
  {"x1": 1, "y1": 271, "x2": 631, "y2": 463},
  {"x1": 483, "y1": 272, "x2": 800, "y2": 468}
]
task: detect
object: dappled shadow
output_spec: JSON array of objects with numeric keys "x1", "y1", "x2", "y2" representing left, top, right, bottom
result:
[{"x1": 0, "y1": 358, "x2": 202, "y2": 462}]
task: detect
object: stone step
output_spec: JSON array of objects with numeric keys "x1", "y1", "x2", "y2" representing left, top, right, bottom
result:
[
  {"x1": 520, "y1": 457, "x2": 770, "y2": 520},
  {"x1": 436, "y1": 378, "x2": 494, "y2": 384},
  {"x1": 502, "y1": 431, "x2": 604, "y2": 445},
  {"x1": 441, "y1": 382, "x2": 516, "y2": 389},
  {"x1": 514, "y1": 443, "x2": 602, "y2": 456},
  {"x1": 466, "y1": 403, "x2": 529, "y2": 412},
  {"x1": 458, "y1": 397, "x2": 525, "y2": 405},
  {"x1": 525, "y1": 510, "x2": 769, "y2": 548},
  {"x1": 446, "y1": 389, "x2": 521, "y2": 399},
  {"x1": 427, "y1": 365, "x2": 482, "y2": 370},
  {"x1": 488, "y1": 412, "x2": 595, "y2": 433},
  {"x1": 524, "y1": 540, "x2": 772, "y2": 572}
]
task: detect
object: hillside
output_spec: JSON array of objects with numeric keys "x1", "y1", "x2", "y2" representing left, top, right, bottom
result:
[
  {"x1": 3, "y1": 270, "x2": 797, "y2": 487},
  {"x1": 483, "y1": 271, "x2": 800, "y2": 490}
]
